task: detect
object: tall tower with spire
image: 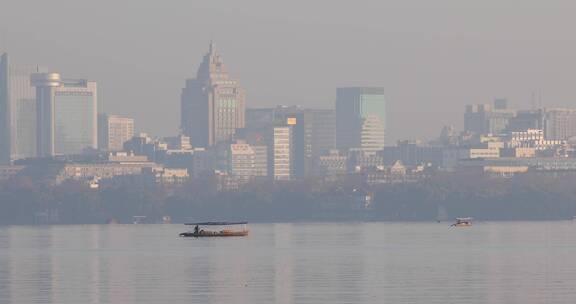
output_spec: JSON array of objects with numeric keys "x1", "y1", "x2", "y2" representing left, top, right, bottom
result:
[{"x1": 181, "y1": 42, "x2": 246, "y2": 147}]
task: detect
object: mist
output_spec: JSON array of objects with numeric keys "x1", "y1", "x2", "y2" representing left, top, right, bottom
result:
[{"x1": 2, "y1": 0, "x2": 576, "y2": 142}]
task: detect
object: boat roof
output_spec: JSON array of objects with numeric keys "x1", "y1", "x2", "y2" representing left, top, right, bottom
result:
[
  {"x1": 185, "y1": 222, "x2": 248, "y2": 225},
  {"x1": 456, "y1": 217, "x2": 473, "y2": 221}
]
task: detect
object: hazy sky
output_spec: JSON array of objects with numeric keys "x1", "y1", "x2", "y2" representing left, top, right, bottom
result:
[{"x1": 2, "y1": 0, "x2": 576, "y2": 142}]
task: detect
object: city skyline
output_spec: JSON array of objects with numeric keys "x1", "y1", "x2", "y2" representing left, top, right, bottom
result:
[{"x1": 3, "y1": 1, "x2": 576, "y2": 143}]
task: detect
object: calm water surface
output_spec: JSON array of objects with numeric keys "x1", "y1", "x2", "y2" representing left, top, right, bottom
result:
[{"x1": 1, "y1": 222, "x2": 576, "y2": 303}]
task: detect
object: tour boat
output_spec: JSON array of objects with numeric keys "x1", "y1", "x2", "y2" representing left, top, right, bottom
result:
[
  {"x1": 179, "y1": 222, "x2": 249, "y2": 237},
  {"x1": 451, "y1": 217, "x2": 472, "y2": 227}
]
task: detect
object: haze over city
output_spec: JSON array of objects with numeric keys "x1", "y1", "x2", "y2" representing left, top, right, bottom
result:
[
  {"x1": 6, "y1": 1, "x2": 576, "y2": 303},
  {"x1": 3, "y1": 0, "x2": 576, "y2": 142}
]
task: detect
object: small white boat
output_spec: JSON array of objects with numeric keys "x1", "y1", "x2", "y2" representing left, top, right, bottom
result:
[{"x1": 451, "y1": 217, "x2": 472, "y2": 227}]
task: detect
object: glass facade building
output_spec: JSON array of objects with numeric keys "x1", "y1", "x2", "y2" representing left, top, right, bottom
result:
[
  {"x1": 336, "y1": 87, "x2": 386, "y2": 154},
  {"x1": 32, "y1": 74, "x2": 97, "y2": 157},
  {"x1": 0, "y1": 53, "x2": 46, "y2": 163}
]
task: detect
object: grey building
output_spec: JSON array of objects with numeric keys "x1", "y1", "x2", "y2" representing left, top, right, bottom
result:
[
  {"x1": 544, "y1": 108, "x2": 576, "y2": 140},
  {"x1": 336, "y1": 87, "x2": 386, "y2": 154},
  {"x1": 506, "y1": 109, "x2": 544, "y2": 133},
  {"x1": 32, "y1": 73, "x2": 97, "y2": 157},
  {"x1": 464, "y1": 99, "x2": 515, "y2": 135},
  {"x1": 0, "y1": 53, "x2": 46, "y2": 163},
  {"x1": 181, "y1": 42, "x2": 245, "y2": 147}
]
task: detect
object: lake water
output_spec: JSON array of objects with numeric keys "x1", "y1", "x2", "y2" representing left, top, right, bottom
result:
[{"x1": 1, "y1": 222, "x2": 576, "y2": 303}]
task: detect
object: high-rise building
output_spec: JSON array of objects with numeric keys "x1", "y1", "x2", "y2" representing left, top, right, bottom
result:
[
  {"x1": 336, "y1": 87, "x2": 386, "y2": 154},
  {"x1": 98, "y1": 114, "x2": 134, "y2": 151},
  {"x1": 307, "y1": 109, "x2": 336, "y2": 158},
  {"x1": 181, "y1": 42, "x2": 246, "y2": 147},
  {"x1": 274, "y1": 106, "x2": 305, "y2": 178},
  {"x1": 270, "y1": 126, "x2": 292, "y2": 181},
  {"x1": 0, "y1": 53, "x2": 46, "y2": 163},
  {"x1": 32, "y1": 73, "x2": 97, "y2": 157},
  {"x1": 544, "y1": 108, "x2": 576, "y2": 140}
]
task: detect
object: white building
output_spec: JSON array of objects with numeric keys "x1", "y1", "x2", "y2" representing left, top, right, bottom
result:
[
  {"x1": 271, "y1": 126, "x2": 292, "y2": 181},
  {"x1": 98, "y1": 114, "x2": 134, "y2": 151}
]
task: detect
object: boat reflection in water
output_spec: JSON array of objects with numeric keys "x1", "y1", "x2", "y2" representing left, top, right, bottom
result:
[
  {"x1": 179, "y1": 222, "x2": 249, "y2": 237},
  {"x1": 450, "y1": 217, "x2": 473, "y2": 227}
]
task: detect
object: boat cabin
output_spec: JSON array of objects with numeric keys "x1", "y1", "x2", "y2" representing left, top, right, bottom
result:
[{"x1": 179, "y1": 222, "x2": 249, "y2": 237}]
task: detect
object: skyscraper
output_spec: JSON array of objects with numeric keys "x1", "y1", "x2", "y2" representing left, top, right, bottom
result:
[
  {"x1": 181, "y1": 42, "x2": 246, "y2": 148},
  {"x1": 270, "y1": 126, "x2": 292, "y2": 181},
  {"x1": 307, "y1": 109, "x2": 336, "y2": 158},
  {"x1": 98, "y1": 114, "x2": 135, "y2": 151},
  {"x1": 0, "y1": 53, "x2": 46, "y2": 163},
  {"x1": 32, "y1": 73, "x2": 97, "y2": 157},
  {"x1": 273, "y1": 106, "x2": 305, "y2": 178},
  {"x1": 335, "y1": 87, "x2": 386, "y2": 154}
]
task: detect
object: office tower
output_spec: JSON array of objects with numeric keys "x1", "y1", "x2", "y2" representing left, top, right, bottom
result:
[
  {"x1": 98, "y1": 114, "x2": 134, "y2": 151},
  {"x1": 307, "y1": 109, "x2": 336, "y2": 158},
  {"x1": 270, "y1": 126, "x2": 292, "y2": 181},
  {"x1": 0, "y1": 53, "x2": 46, "y2": 163},
  {"x1": 464, "y1": 99, "x2": 515, "y2": 135},
  {"x1": 181, "y1": 42, "x2": 246, "y2": 147},
  {"x1": 336, "y1": 87, "x2": 386, "y2": 154},
  {"x1": 544, "y1": 108, "x2": 576, "y2": 140},
  {"x1": 32, "y1": 73, "x2": 97, "y2": 157}
]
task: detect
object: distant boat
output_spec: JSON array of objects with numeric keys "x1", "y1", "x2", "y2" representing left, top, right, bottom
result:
[
  {"x1": 451, "y1": 217, "x2": 472, "y2": 227},
  {"x1": 132, "y1": 216, "x2": 147, "y2": 224},
  {"x1": 179, "y1": 222, "x2": 249, "y2": 237}
]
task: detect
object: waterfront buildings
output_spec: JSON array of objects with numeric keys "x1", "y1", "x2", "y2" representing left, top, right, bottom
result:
[
  {"x1": 335, "y1": 87, "x2": 386, "y2": 154},
  {"x1": 98, "y1": 114, "x2": 134, "y2": 151},
  {"x1": 31, "y1": 73, "x2": 97, "y2": 157},
  {"x1": 0, "y1": 53, "x2": 47, "y2": 163},
  {"x1": 181, "y1": 42, "x2": 246, "y2": 147}
]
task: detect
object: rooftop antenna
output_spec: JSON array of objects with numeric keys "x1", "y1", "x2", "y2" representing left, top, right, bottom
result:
[
  {"x1": 538, "y1": 89, "x2": 542, "y2": 109},
  {"x1": 530, "y1": 91, "x2": 536, "y2": 110}
]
